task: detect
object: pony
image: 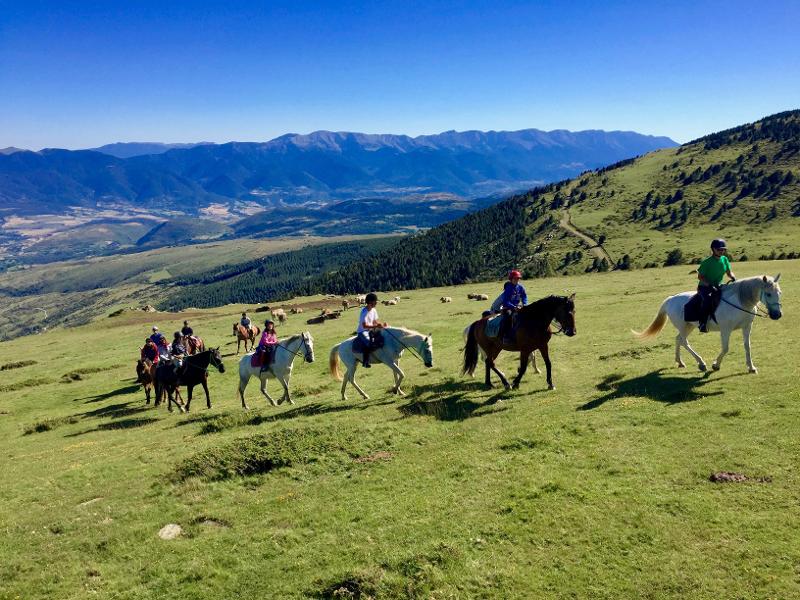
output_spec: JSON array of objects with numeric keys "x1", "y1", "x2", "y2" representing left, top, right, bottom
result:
[
  {"x1": 135, "y1": 358, "x2": 156, "y2": 404},
  {"x1": 633, "y1": 275, "x2": 783, "y2": 373},
  {"x1": 329, "y1": 327, "x2": 433, "y2": 401},
  {"x1": 155, "y1": 347, "x2": 225, "y2": 412},
  {"x1": 233, "y1": 323, "x2": 261, "y2": 354},
  {"x1": 237, "y1": 332, "x2": 315, "y2": 409},
  {"x1": 463, "y1": 295, "x2": 577, "y2": 390}
]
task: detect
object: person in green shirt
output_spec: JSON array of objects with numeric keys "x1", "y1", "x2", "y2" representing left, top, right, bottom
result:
[{"x1": 696, "y1": 238, "x2": 736, "y2": 332}]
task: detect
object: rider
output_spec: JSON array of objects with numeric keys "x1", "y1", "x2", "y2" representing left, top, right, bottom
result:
[
  {"x1": 240, "y1": 312, "x2": 252, "y2": 332},
  {"x1": 498, "y1": 270, "x2": 528, "y2": 342},
  {"x1": 256, "y1": 320, "x2": 278, "y2": 369},
  {"x1": 149, "y1": 326, "x2": 169, "y2": 358},
  {"x1": 696, "y1": 239, "x2": 736, "y2": 333},
  {"x1": 170, "y1": 331, "x2": 187, "y2": 374},
  {"x1": 357, "y1": 292, "x2": 387, "y2": 368},
  {"x1": 140, "y1": 338, "x2": 159, "y2": 364},
  {"x1": 181, "y1": 320, "x2": 194, "y2": 336}
]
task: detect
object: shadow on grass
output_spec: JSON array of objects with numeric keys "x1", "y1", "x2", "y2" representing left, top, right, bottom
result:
[
  {"x1": 79, "y1": 401, "x2": 150, "y2": 420},
  {"x1": 399, "y1": 377, "x2": 510, "y2": 421},
  {"x1": 64, "y1": 417, "x2": 159, "y2": 437},
  {"x1": 578, "y1": 369, "x2": 723, "y2": 411},
  {"x1": 79, "y1": 384, "x2": 141, "y2": 403}
]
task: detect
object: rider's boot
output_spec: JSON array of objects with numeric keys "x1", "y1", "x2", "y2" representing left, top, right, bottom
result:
[
  {"x1": 362, "y1": 349, "x2": 371, "y2": 368},
  {"x1": 698, "y1": 318, "x2": 708, "y2": 333}
]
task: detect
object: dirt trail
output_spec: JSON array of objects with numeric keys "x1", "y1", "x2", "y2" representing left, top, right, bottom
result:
[{"x1": 558, "y1": 210, "x2": 613, "y2": 264}]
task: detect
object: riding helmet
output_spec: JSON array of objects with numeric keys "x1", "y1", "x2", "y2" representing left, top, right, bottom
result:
[
  {"x1": 264, "y1": 319, "x2": 274, "y2": 327},
  {"x1": 509, "y1": 269, "x2": 522, "y2": 280},
  {"x1": 365, "y1": 292, "x2": 378, "y2": 304},
  {"x1": 711, "y1": 239, "x2": 726, "y2": 250}
]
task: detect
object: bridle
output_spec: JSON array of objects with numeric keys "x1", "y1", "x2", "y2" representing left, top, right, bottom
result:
[
  {"x1": 382, "y1": 328, "x2": 431, "y2": 365},
  {"x1": 275, "y1": 334, "x2": 314, "y2": 362}
]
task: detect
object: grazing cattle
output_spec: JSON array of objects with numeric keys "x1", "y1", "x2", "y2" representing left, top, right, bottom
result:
[
  {"x1": 440, "y1": 296, "x2": 452, "y2": 303},
  {"x1": 307, "y1": 315, "x2": 326, "y2": 325},
  {"x1": 356, "y1": 294, "x2": 367, "y2": 305},
  {"x1": 325, "y1": 310, "x2": 342, "y2": 320},
  {"x1": 342, "y1": 299, "x2": 350, "y2": 311},
  {"x1": 392, "y1": 296, "x2": 401, "y2": 303},
  {"x1": 467, "y1": 293, "x2": 477, "y2": 299},
  {"x1": 271, "y1": 308, "x2": 287, "y2": 324},
  {"x1": 475, "y1": 294, "x2": 489, "y2": 301},
  {"x1": 290, "y1": 307, "x2": 304, "y2": 314}
]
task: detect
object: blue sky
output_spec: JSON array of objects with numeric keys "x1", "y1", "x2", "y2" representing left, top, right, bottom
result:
[{"x1": 1, "y1": 0, "x2": 798, "y2": 149}]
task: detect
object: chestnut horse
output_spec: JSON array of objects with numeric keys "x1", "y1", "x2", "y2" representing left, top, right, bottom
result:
[
  {"x1": 135, "y1": 358, "x2": 156, "y2": 404},
  {"x1": 233, "y1": 323, "x2": 261, "y2": 354},
  {"x1": 463, "y1": 294, "x2": 576, "y2": 390}
]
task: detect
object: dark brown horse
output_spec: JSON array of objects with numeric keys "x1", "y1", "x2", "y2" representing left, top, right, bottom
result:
[
  {"x1": 155, "y1": 348, "x2": 225, "y2": 412},
  {"x1": 463, "y1": 294, "x2": 576, "y2": 390}
]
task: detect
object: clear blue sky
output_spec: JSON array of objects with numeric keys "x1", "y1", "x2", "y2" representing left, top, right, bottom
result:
[{"x1": 1, "y1": 0, "x2": 798, "y2": 149}]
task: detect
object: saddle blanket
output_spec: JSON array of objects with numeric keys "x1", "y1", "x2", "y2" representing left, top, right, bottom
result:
[
  {"x1": 484, "y1": 314, "x2": 503, "y2": 338},
  {"x1": 250, "y1": 352, "x2": 266, "y2": 368}
]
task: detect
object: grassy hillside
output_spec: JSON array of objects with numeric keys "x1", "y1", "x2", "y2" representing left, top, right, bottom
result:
[
  {"x1": 0, "y1": 235, "x2": 389, "y2": 340},
  {"x1": 0, "y1": 260, "x2": 797, "y2": 598}
]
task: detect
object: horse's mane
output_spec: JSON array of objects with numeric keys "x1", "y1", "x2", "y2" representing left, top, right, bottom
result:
[
  {"x1": 521, "y1": 295, "x2": 568, "y2": 313},
  {"x1": 734, "y1": 275, "x2": 771, "y2": 306},
  {"x1": 280, "y1": 334, "x2": 303, "y2": 344}
]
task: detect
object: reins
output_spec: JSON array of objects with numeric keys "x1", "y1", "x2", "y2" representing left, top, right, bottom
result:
[
  {"x1": 276, "y1": 336, "x2": 309, "y2": 360},
  {"x1": 381, "y1": 328, "x2": 427, "y2": 364}
]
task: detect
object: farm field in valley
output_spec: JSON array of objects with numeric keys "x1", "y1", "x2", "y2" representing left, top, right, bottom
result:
[{"x1": 0, "y1": 260, "x2": 798, "y2": 599}]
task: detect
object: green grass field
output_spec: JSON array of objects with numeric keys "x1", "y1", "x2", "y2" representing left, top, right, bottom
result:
[{"x1": 1, "y1": 261, "x2": 798, "y2": 599}]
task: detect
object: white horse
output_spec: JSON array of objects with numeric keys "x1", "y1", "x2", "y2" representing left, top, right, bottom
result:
[
  {"x1": 461, "y1": 324, "x2": 541, "y2": 375},
  {"x1": 634, "y1": 275, "x2": 783, "y2": 373},
  {"x1": 329, "y1": 326, "x2": 433, "y2": 400},
  {"x1": 237, "y1": 332, "x2": 315, "y2": 409}
]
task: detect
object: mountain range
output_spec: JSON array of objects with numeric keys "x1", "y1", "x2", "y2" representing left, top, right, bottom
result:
[{"x1": 0, "y1": 128, "x2": 676, "y2": 214}]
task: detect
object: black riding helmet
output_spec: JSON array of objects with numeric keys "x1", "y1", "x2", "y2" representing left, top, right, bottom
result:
[
  {"x1": 264, "y1": 319, "x2": 275, "y2": 327},
  {"x1": 711, "y1": 238, "x2": 726, "y2": 250},
  {"x1": 173, "y1": 331, "x2": 182, "y2": 339},
  {"x1": 365, "y1": 292, "x2": 378, "y2": 304}
]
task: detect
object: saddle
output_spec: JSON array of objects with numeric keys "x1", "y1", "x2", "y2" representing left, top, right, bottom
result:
[
  {"x1": 684, "y1": 287, "x2": 722, "y2": 323},
  {"x1": 250, "y1": 350, "x2": 273, "y2": 370},
  {"x1": 352, "y1": 331, "x2": 385, "y2": 354},
  {"x1": 484, "y1": 313, "x2": 504, "y2": 338}
]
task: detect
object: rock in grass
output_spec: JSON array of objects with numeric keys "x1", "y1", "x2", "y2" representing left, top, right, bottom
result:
[{"x1": 158, "y1": 524, "x2": 183, "y2": 540}]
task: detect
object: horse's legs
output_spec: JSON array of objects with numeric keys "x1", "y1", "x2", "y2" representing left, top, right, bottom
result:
[
  {"x1": 487, "y1": 349, "x2": 510, "y2": 390},
  {"x1": 340, "y1": 371, "x2": 349, "y2": 401},
  {"x1": 742, "y1": 322, "x2": 757, "y2": 373},
  {"x1": 278, "y1": 376, "x2": 292, "y2": 405},
  {"x1": 712, "y1": 329, "x2": 732, "y2": 371},
  {"x1": 202, "y1": 374, "x2": 211, "y2": 409},
  {"x1": 239, "y1": 375, "x2": 250, "y2": 410},
  {"x1": 484, "y1": 358, "x2": 493, "y2": 388},
  {"x1": 512, "y1": 350, "x2": 531, "y2": 389},
  {"x1": 348, "y1": 366, "x2": 370, "y2": 400},
  {"x1": 184, "y1": 384, "x2": 194, "y2": 412},
  {"x1": 529, "y1": 351, "x2": 540, "y2": 374},
  {"x1": 388, "y1": 362, "x2": 406, "y2": 396},
  {"x1": 260, "y1": 374, "x2": 277, "y2": 407},
  {"x1": 539, "y1": 345, "x2": 554, "y2": 390},
  {"x1": 679, "y1": 327, "x2": 707, "y2": 371},
  {"x1": 675, "y1": 333, "x2": 686, "y2": 368}
]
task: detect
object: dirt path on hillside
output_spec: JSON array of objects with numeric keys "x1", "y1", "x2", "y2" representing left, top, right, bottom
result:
[{"x1": 558, "y1": 210, "x2": 614, "y2": 264}]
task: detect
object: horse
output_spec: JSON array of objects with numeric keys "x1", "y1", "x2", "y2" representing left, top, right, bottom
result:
[
  {"x1": 182, "y1": 335, "x2": 205, "y2": 355},
  {"x1": 462, "y1": 325, "x2": 541, "y2": 375},
  {"x1": 233, "y1": 323, "x2": 260, "y2": 354},
  {"x1": 155, "y1": 347, "x2": 225, "y2": 412},
  {"x1": 463, "y1": 295, "x2": 577, "y2": 390},
  {"x1": 329, "y1": 327, "x2": 433, "y2": 401},
  {"x1": 237, "y1": 332, "x2": 315, "y2": 409},
  {"x1": 135, "y1": 358, "x2": 156, "y2": 404},
  {"x1": 633, "y1": 275, "x2": 783, "y2": 373}
]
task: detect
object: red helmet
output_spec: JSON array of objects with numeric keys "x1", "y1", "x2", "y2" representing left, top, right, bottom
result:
[{"x1": 509, "y1": 270, "x2": 522, "y2": 280}]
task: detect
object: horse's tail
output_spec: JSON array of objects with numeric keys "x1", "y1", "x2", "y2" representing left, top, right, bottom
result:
[
  {"x1": 462, "y1": 322, "x2": 479, "y2": 376},
  {"x1": 329, "y1": 345, "x2": 342, "y2": 381},
  {"x1": 633, "y1": 300, "x2": 669, "y2": 339}
]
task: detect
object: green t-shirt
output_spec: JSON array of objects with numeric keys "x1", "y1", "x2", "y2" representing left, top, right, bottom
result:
[{"x1": 698, "y1": 255, "x2": 730, "y2": 286}]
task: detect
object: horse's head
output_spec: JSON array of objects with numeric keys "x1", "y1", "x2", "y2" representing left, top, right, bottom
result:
[
  {"x1": 232, "y1": 323, "x2": 237, "y2": 335},
  {"x1": 301, "y1": 332, "x2": 315, "y2": 363},
  {"x1": 761, "y1": 274, "x2": 783, "y2": 320},
  {"x1": 421, "y1": 335, "x2": 433, "y2": 368},
  {"x1": 554, "y1": 294, "x2": 577, "y2": 336},
  {"x1": 209, "y1": 347, "x2": 226, "y2": 373}
]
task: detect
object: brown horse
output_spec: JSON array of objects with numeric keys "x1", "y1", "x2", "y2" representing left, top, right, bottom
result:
[
  {"x1": 182, "y1": 335, "x2": 205, "y2": 355},
  {"x1": 463, "y1": 294, "x2": 576, "y2": 390},
  {"x1": 233, "y1": 323, "x2": 261, "y2": 354},
  {"x1": 135, "y1": 358, "x2": 157, "y2": 404}
]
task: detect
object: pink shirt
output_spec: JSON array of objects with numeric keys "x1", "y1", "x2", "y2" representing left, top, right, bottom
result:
[{"x1": 259, "y1": 331, "x2": 277, "y2": 346}]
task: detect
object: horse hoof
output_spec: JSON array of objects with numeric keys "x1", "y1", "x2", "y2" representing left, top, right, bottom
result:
[
  {"x1": 712, "y1": 363, "x2": 720, "y2": 371},
  {"x1": 484, "y1": 384, "x2": 493, "y2": 390},
  {"x1": 677, "y1": 362, "x2": 686, "y2": 368},
  {"x1": 548, "y1": 384, "x2": 555, "y2": 391},
  {"x1": 511, "y1": 383, "x2": 519, "y2": 390},
  {"x1": 698, "y1": 364, "x2": 707, "y2": 372},
  {"x1": 748, "y1": 367, "x2": 758, "y2": 374}
]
